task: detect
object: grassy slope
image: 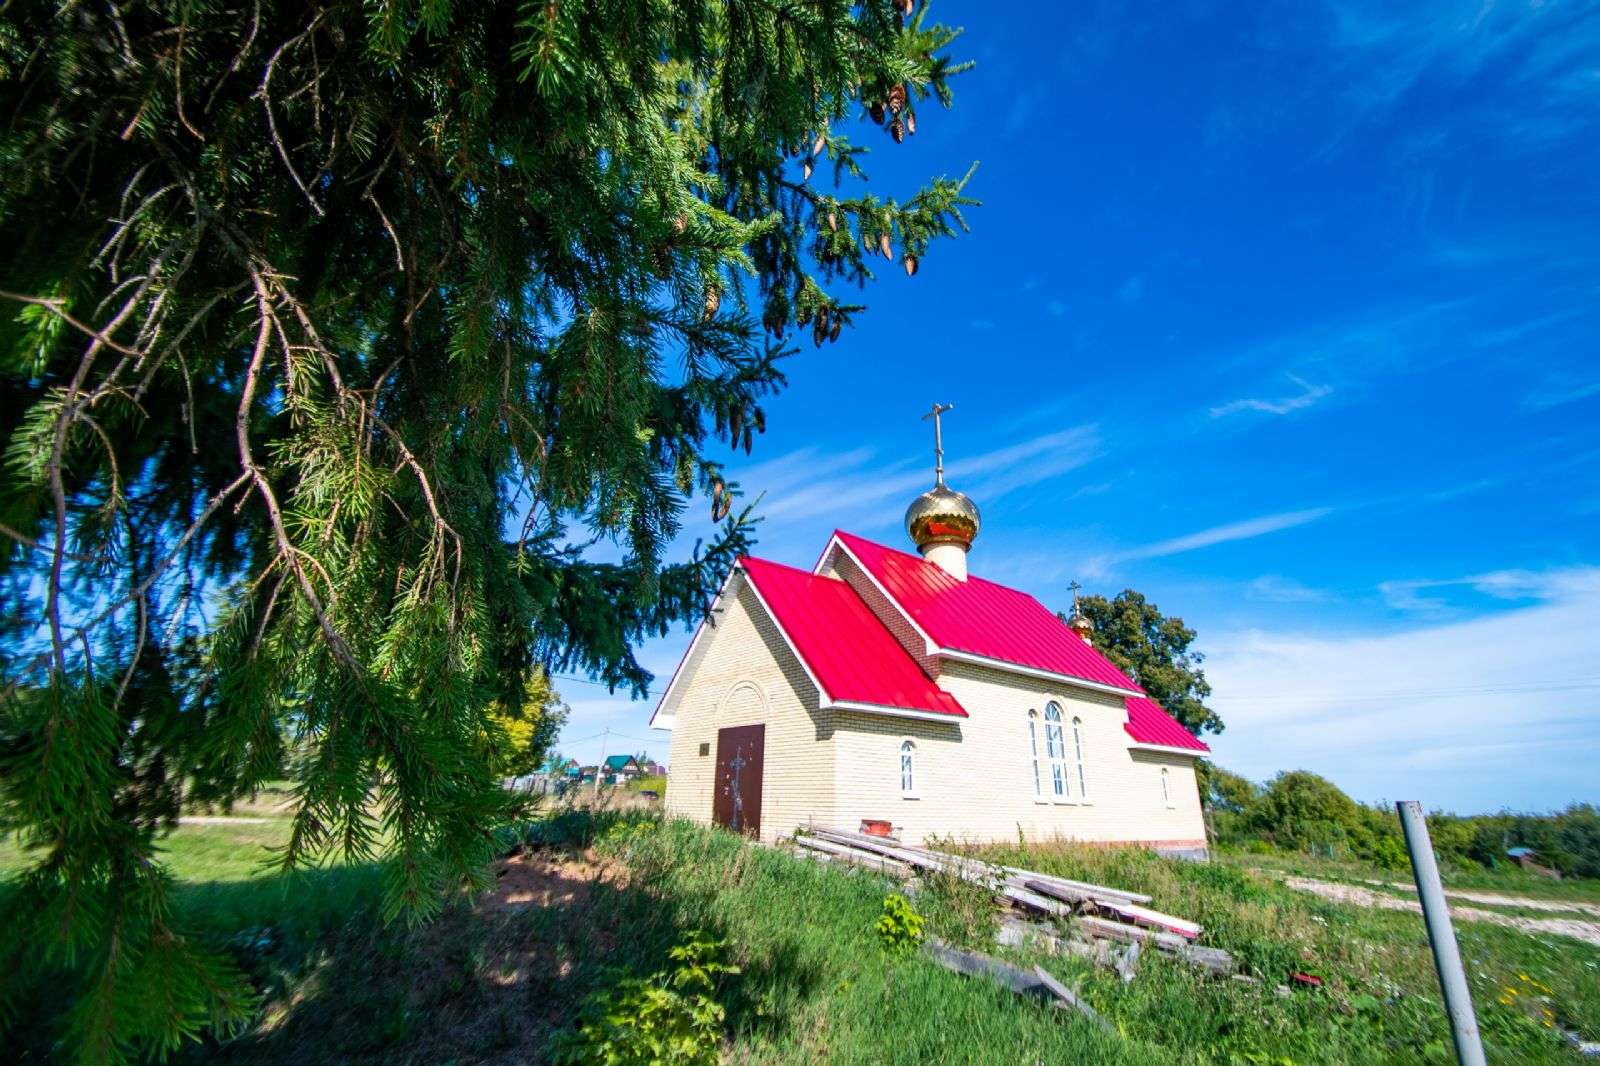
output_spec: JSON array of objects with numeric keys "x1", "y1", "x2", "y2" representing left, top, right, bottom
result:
[{"x1": 3, "y1": 812, "x2": 1597, "y2": 1063}]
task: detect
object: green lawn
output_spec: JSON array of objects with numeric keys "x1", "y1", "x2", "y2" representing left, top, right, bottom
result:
[{"x1": 4, "y1": 812, "x2": 1597, "y2": 1063}]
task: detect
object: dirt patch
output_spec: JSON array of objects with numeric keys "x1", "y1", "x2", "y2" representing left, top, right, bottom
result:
[
  {"x1": 1366, "y1": 880, "x2": 1600, "y2": 918},
  {"x1": 484, "y1": 849, "x2": 615, "y2": 912},
  {"x1": 1285, "y1": 876, "x2": 1600, "y2": 948}
]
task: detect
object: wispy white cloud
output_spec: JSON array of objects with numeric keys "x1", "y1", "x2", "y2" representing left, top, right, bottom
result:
[
  {"x1": 1378, "y1": 567, "x2": 1600, "y2": 612},
  {"x1": 1522, "y1": 378, "x2": 1600, "y2": 411},
  {"x1": 1312, "y1": 0, "x2": 1600, "y2": 155},
  {"x1": 1210, "y1": 375, "x2": 1334, "y2": 418},
  {"x1": 1108, "y1": 507, "x2": 1335, "y2": 565},
  {"x1": 1248, "y1": 575, "x2": 1330, "y2": 603},
  {"x1": 734, "y1": 424, "x2": 1104, "y2": 535},
  {"x1": 1204, "y1": 565, "x2": 1600, "y2": 811}
]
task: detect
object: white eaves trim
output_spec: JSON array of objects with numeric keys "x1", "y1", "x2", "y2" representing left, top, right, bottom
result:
[
  {"x1": 658, "y1": 555, "x2": 968, "y2": 729},
  {"x1": 939, "y1": 649, "x2": 1144, "y2": 699},
  {"x1": 1127, "y1": 742, "x2": 1208, "y2": 759},
  {"x1": 732, "y1": 561, "x2": 834, "y2": 707},
  {"x1": 816, "y1": 535, "x2": 940, "y2": 655},
  {"x1": 828, "y1": 701, "x2": 968, "y2": 725},
  {"x1": 648, "y1": 565, "x2": 744, "y2": 729},
  {"x1": 818, "y1": 535, "x2": 1144, "y2": 700}
]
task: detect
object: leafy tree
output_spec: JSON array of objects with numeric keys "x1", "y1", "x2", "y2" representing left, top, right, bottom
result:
[
  {"x1": 481, "y1": 669, "x2": 569, "y2": 778},
  {"x1": 1074, "y1": 589, "x2": 1224, "y2": 736},
  {"x1": 0, "y1": 1, "x2": 975, "y2": 1057}
]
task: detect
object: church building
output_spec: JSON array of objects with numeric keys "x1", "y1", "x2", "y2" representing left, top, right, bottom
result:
[{"x1": 651, "y1": 408, "x2": 1210, "y2": 857}]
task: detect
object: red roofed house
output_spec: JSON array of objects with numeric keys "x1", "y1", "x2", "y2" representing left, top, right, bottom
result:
[{"x1": 650, "y1": 418, "x2": 1210, "y2": 856}]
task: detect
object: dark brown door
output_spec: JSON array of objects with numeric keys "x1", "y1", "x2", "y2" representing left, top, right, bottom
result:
[{"x1": 712, "y1": 724, "x2": 765, "y2": 838}]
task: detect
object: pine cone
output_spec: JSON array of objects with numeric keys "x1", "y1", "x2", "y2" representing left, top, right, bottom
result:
[
  {"x1": 673, "y1": 214, "x2": 687, "y2": 234},
  {"x1": 813, "y1": 131, "x2": 827, "y2": 157},
  {"x1": 812, "y1": 319, "x2": 825, "y2": 347},
  {"x1": 894, "y1": 0, "x2": 914, "y2": 15},
  {"x1": 829, "y1": 318, "x2": 842, "y2": 342},
  {"x1": 891, "y1": 118, "x2": 904, "y2": 143},
  {"x1": 888, "y1": 85, "x2": 906, "y2": 115},
  {"x1": 870, "y1": 101, "x2": 885, "y2": 124},
  {"x1": 907, "y1": 111, "x2": 917, "y2": 135},
  {"x1": 817, "y1": 305, "x2": 830, "y2": 334},
  {"x1": 703, "y1": 287, "x2": 720, "y2": 320},
  {"x1": 879, "y1": 233, "x2": 893, "y2": 260},
  {"x1": 904, "y1": 256, "x2": 918, "y2": 277},
  {"x1": 803, "y1": 159, "x2": 813, "y2": 181},
  {"x1": 827, "y1": 209, "x2": 838, "y2": 231}
]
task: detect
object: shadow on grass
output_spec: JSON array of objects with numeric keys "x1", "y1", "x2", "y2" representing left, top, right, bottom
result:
[{"x1": 167, "y1": 824, "x2": 818, "y2": 1063}]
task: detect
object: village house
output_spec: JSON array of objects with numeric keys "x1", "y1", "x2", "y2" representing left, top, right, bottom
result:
[{"x1": 650, "y1": 407, "x2": 1210, "y2": 856}]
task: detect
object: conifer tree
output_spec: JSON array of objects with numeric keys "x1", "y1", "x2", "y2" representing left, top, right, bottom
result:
[{"x1": 0, "y1": 1, "x2": 975, "y2": 1057}]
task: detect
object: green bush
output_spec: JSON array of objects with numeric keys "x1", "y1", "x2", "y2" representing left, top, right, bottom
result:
[
  {"x1": 554, "y1": 931, "x2": 738, "y2": 1065},
  {"x1": 874, "y1": 892, "x2": 926, "y2": 954}
]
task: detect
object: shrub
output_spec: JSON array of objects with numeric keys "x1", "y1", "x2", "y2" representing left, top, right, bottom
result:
[
  {"x1": 554, "y1": 932, "x2": 738, "y2": 1065},
  {"x1": 875, "y1": 893, "x2": 926, "y2": 954}
]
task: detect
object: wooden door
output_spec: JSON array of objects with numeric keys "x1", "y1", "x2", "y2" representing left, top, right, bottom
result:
[{"x1": 712, "y1": 724, "x2": 765, "y2": 838}]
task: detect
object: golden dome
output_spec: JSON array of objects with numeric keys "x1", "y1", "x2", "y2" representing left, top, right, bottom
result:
[{"x1": 905, "y1": 482, "x2": 981, "y2": 552}]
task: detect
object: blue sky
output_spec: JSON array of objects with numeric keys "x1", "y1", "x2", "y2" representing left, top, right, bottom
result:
[{"x1": 555, "y1": 0, "x2": 1600, "y2": 815}]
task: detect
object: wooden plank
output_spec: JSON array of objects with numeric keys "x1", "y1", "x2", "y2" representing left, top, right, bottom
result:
[
  {"x1": 1076, "y1": 916, "x2": 1189, "y2": 953},
  {"x1": 792, "y1": 836, "x2": 911, "y2": 876},
  {"x1": 1000, "y1": 864, "x2": 1153, "y2": 905},
  {"x1": 925, "y1": 939, "x2": 1052, "y2": 1001},
  {"x1": 1033, "y1": 964, "x2": 1116, "y2": 1033}
]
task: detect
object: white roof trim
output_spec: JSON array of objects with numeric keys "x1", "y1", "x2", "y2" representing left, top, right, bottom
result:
[
  {"x1": 648, "y1": 565, "x2": 744, "y2": 728},
  {"x1": 1127, "y1": 742, "x2": 1208, "y2": 758},
  {"x1": 828, "y1": 701, "x2": 969, "y2": 725},
  {"x1": 939, "y1": 649, "x2": 1144, "y2": 698},
  {"x1": 735, "y1": 562, "x2": 833, "y2": 707},
  {"x1": 815, "y1": 535, "x2": 939, "y2": 655}
]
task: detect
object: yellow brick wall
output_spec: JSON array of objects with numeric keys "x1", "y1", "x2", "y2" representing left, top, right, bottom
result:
[
  {"x1": 829, "y1": 660, "x2": 1206, "y2": 847},
  {"x1": 663, "y1": 573, "x2": 1205, "y2": 849},
  {"x1": 663, "y1": 578, "x2": 836, "y2": 841}
]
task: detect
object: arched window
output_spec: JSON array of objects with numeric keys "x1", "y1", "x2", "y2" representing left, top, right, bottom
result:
[
  {"x1": 1043, "y1": 703, "x2": 1069, "y2": 799},
  {"x1": 1027, "y1": 711, "x2": 1043, "y2": 799},
  {"x1": 900, "y1": 740, "x2": 916, "y2": 797},
  {"x1": 1071, "y1": 717, "x2": 1089, "y2": 799},
  {"x1": 1161, "y1": 767, "x2": 1173, "y2": 807}
]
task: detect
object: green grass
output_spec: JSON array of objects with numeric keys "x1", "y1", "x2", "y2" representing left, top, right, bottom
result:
[{"x1": 4, "y1": 812, "x2": 1597, "y2": 1063}]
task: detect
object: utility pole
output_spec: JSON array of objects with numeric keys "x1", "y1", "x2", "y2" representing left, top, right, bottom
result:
[
  {"x1": 594, "y1": 727, "x2": 609, "y2": 797},
  {"x1": 1397, "y1": 800, "x2": 1486, "y2": 1066}
]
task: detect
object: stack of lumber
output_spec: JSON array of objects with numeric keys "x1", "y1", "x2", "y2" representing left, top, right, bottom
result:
[{"x1": 789, "y1": 825, "x2": 1230, "y2": 974}]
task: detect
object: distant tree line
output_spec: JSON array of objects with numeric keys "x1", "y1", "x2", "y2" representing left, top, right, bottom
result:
[{"x1": 1207, "y1": 766, "x2": 1600, "y2": 878}]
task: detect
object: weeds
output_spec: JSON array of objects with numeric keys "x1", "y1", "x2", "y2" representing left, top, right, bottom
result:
[
  {"x1": 553, "y1": 931, "x2": 738, "y2": 1065},
  {"x1": 875, "y1": 894, "x2": 926, "y2": 954}
]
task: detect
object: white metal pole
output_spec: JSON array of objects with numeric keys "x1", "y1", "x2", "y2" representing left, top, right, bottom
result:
[
  {"x1": 594, "y1": 728, "x2": 608, "y2": 797},
  {"x1": 1397, "y1": 800, "x2": 1486, "y2": 1066}
]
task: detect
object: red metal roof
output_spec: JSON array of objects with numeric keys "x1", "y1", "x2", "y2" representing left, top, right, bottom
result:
[
  {"x1": 826, "y1": 531, "x2": 1141, "y2": 693},
  {"x1": 1124, "y1": 695, "x2": 1210, "y2": 752},
  {"x1": 738, "y1": 557, "x2": 968, "y2": 719}
]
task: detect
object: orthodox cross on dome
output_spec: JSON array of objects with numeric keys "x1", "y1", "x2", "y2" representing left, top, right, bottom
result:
[
  {"x1": 1067, "y1": 580, "x2": 1095, "y2": 642},
  {"x1": 921, "y1": 402, "x2": 955, "y2": 487}
]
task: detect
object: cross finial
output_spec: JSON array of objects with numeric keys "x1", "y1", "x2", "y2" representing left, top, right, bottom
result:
[{"x1": 921, "y1": 402, "x2": 954, "y2": 487}]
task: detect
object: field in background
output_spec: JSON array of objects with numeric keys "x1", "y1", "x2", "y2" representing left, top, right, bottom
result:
[{"x1": 3, "y1": 807, "x2": 1597, "y2": 1063}]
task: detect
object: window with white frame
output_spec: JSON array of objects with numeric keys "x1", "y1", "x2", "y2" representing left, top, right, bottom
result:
[
  {"x1": 1027, "y1": 711, "x2": 1043, "y2": 799},
  {"x1": 1070, "y1": 716, "x2": 1089, "y2": 799},
  {"x1": 1043, "y1": 703, "x2": 1070, "y2": 800},
  {"x1": 900, "y1": 740, "x2": 916, "y2": 797},
  {"x1": 1161, "y1": 767, "x2": 1173, "y2": 807}
]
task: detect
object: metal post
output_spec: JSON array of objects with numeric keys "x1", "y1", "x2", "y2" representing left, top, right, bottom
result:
[
  {"x1": 1397, "y1": 800, "x2": 1486, "y2": 1066},
  {"x1": 594, "y1": 728, "x2": 608, "y2": 797}
]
